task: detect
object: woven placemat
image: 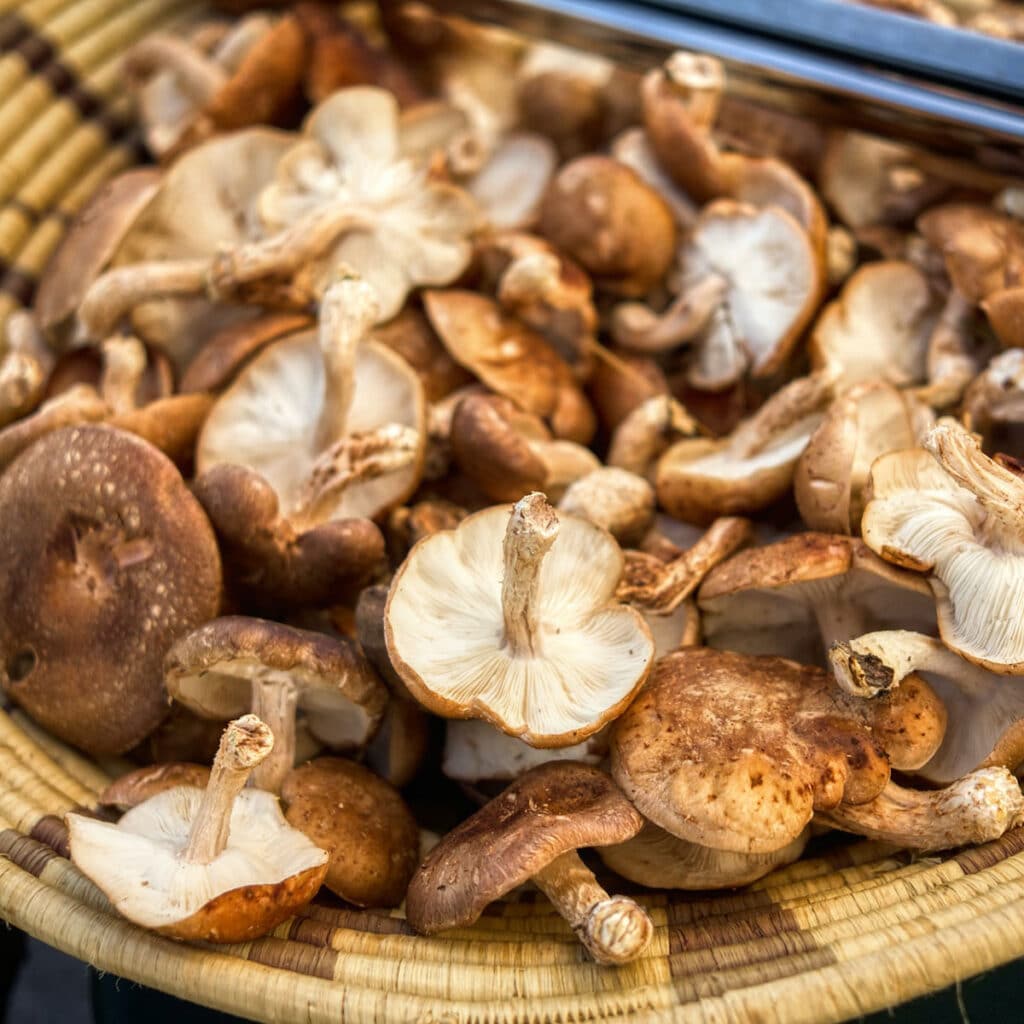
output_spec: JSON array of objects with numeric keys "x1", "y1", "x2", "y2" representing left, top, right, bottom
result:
[{"x1": 3, "y1": 1, "x2": 1024, "y2": 1019}]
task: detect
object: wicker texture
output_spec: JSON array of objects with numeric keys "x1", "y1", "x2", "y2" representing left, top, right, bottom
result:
[{"x1": 3, "y1": 1, "x2": 1024, "y2": 1020}]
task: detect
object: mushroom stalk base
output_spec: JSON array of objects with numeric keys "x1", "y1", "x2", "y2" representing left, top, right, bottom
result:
[
  {"x1": 501, "y1": 493, "x2": 559, "y2": 658},
  {"x1": 183, "y1": 715, "x2": 274, "y2": 864},
  {"x1": 250, "y1": 675, "x2": 299, "y2": 794},
  {"x1": 533, "y1": 850, "x2": 653, "y2": 965}
]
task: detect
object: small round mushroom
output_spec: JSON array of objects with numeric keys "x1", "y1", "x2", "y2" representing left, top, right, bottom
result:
[
  {"x1": 197, "y1": 277, "x2": 426, "y2": 525},
  {"x1": 385, "y1": 492, "x2": 654, "y2": 747},
  {"x1": 0, "y1": 424, "x2": 222, "y2": 755},
  {"x1": 67, "y1": 715, "x2": 328, "y2": 942},
  {"x1": 164, "y1": 616, "x2": 388, "y2": 793},
  {"x1": 606, "y1": 394, "x2": 700, "y2": 480},
  {"x1": 611, "y1": 647, "x2": 945, "y2": 853},
  {"x1": 829, "y1": 630, "x2": 1024, "y2": 785},
  {"x1": 862, "y1": 418, "x2": 1024, "y2": 672},
  {"x1": 281, "y1": 757, "x2": 419, "y2": 907},
  {"x1": 538, "y1": 155, "x2": 677, "y2": 297},
  {"x1": 557, "y1": 467, "x2": 655, "y2": 545},
  {"x1": 697, "y1": 532, "x2": 938, "y2": 666},
  {"x1": 599, "y1": 822, "x2": 809, "y2": 890},
  {"x1": 610, "y1": 127, "x2": 698, "y2": 228},
  {"x1": 406, "y1": 762, "x2": 653, "y2": 965}
]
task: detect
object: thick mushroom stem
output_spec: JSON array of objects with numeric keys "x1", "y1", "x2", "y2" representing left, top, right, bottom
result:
[
  {"x1": 812, "y1": 600, "x2": 871, "y2": 655},
  {"x1": 662, "y1": 51, "x2": 724, "y2": 129},
  {"x1": 316, "y1": 278, "x2": 379, "y2": 448},
  {"x1": 249, "y1": 673, "x2": 299, "y2": 793},
  {"x1": 79, "y1": 259, "x2": 210, "y2": 339},
  {"x1": 607, "y1": 395, "x2": 699, "y2": 477},
  {"x1": 100, "y1": 336, "x2": 147, "y2": 415},
  {"x1": 611, "y1": 275, "x2": 727, "y2": 353},
  {"x1": 182, "y1": 715, "x2": 274, "y2": 864},
  {"x1": 501, "y1": 492, "x2": 559, "y2": 657},
  {"x1": 821, "y1": 768, "x2": 1024, "y2": 851},
  {"x1": 730, "y1": 371, "x2": 835, "y2": 460},
  {"x1": 532, "y1": 850, "x2": 653, "y2": 965},
  {"x1": 123, "y1": 34, "x2": 228, "y2": 103},
  {"x1": 922, "y1": 420, "x2": 1024, "y2": 540}
]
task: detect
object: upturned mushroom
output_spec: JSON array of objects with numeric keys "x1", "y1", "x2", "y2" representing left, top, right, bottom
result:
[
  {"x1": 281, "y1": 757, "x2": 419, "y2": 907},
  {"x1": 611, "y1": 647, "x2": 946, "y2": 853},
  {"x1": 656, "y1": 372, "x2": 834, "y2": 524},
  {"x1": 406, "y1": 762, "x2": 653, "y2": 965},
  {"x1": 197, "y1": 277, "x2": 426, "y2": 525},
  {"x1": 164, "y1": 616, "x2": 387, "y2": 793},
  {"x1": 830, "y1": 630, "x2": 1024, "y2": 785},
  {"x1": 67, "y1": 715, "x2": 328, "y2": 941},
  {"x1": 862, "y1": 418, "x2": 1024, "y2": 672},
  {"x1": 697, "y1": 532, "x2": 937, "y2": 666},
  {"x1": 0, "y1": 424, "x2": 222, "y2": 755},
  {"x1": 385, "y1": 492, "x2": 654, "y2": 747}
]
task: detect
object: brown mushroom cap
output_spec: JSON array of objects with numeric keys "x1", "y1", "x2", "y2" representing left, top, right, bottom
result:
[
  {"x1": 100, "y1": 763, "x2": 212, "y2": 811},
  {"x1": 538, "y1": 155, "x2": 676, "y2": 297},
  {"x1": 406, "y1": 762, "x2": 642, "y2": 932},
  {"x1": 610, "y1": 648, "x2": 915, "y2": 853},
  {"x1": 281, "y1": 757, "x2": 419, "y2": 907},
  {"x1": 164, "y1": 615, "x2": 387, "y2": 752},
  {"x1": 0, "y1": 424, "x2": 222, "y2": 755}
]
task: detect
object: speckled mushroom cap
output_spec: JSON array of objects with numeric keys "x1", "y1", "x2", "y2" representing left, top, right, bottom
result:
[
  {"x1": 0, "y1": 424, "x2": 222, "y2": 755},
  {"x1": 697, "y1": 533, "x2": 937, "y2": 667},
  {"x1": 164, "y1": 616, "x2": 387, "y2": 751},
  {"x1": 406, "y1": 762, "x2": 643, "y2": 933},
  {"x1": 610, "y1": 647, "x2": 946, "y2": 853},
  {"x1": 281, "y1": 757, "x2": 419, "y2": 907}
]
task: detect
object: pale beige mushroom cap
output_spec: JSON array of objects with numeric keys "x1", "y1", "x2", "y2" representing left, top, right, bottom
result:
[{"x1": 385, "y1": 496, "x2": 654, "y2": 747}]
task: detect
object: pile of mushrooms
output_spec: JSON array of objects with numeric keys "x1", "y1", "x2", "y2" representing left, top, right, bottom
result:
[{"x1": 2, "y1": 1, "x2": 1024, "y2": 966}]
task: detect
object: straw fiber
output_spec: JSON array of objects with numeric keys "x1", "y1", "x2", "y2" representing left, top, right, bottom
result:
[{"x1": 3, "y1": 1, "x2": 1024, "y2": 1020}]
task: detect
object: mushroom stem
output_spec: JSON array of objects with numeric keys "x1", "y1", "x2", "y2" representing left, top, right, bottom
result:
[
  {"x1": 820, "y1": 768, "x2": 1023, "y2": 851},
  {"x1": 812, "y1": 600, "x2": 870, "y2": 655},
  {"x1": 182, "y1": 714, "x2": 274, "y2": 864},
  {"x1": 611, "y1": 275, "x2": 727, "y2": 353},
  {"x1": 607, "y1": 395, "x2": 700, "y2": 478},
  {"x1": 829, "y1": 630, "x2": 999, "y2": 700},
  {"x1": 79, "y1": 259, "x2": 211, "y2": 339},
  {"x1": 663, "y1": 51, "x2": 724, "y2": 129},
  {"x1": 532, "y1": 850, "x2": 653, "y2": 965},
  {"x1": 316, "y1": 278, "x2": 380, "y2": 448},
  {"x1": 730, "y1": 371, "x2": 834, "y2": 460},
  {"x1": 249, "y1": 675, "x2": 299, "y2": 793},
  {"x1": 501, "y1": 492, "x2": 560, "y2": 658},
  {"x1": 123, "y1": 35, "x2": 228, "y2": 103},
  {"x1": 100, "y1": 335, "x2": 147, "y2": 415}
]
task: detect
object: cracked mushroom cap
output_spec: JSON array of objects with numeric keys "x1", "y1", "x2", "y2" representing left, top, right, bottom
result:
[
  {"x1": 697, "y1": 533, "x2": 937, "y2": 668},
  {"x1": 809, "y1": 261, "x2": 941, "y2": 392},
  {"x1": 0, "y1": 424, "x2": 222, "y2": 755},
  {"x1": 165, "y1": 616, "x2": 387, "y2": 754},
  {"x1": 610, "y1": 647, "x2": 942, "y2": 853},
  {"x1": 197, "y1": 278, "x2": 426, "y2": 523},
  {"x1": 862, "y1": 419, "x2": 1024, "y2": 673},
  {"x1": 599, "y1": 821, "x2": 809, "y2": 890},
  {"x1": 281, "y1": 757, "x2": 419, "y2": 907},
  {"x1": 385, "y1": 493, "x2": 654, "y2": 747},
  {"x1": 67, "y1": 716, "x2": 328, "y2": 942},
  {"x1": 406, "y1": 762, "x2": 643, "y2": 932}
]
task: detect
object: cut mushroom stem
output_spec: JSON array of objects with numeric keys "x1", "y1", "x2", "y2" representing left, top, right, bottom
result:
[
  {"x1": 100, "y1": 335, "x2": 147, "y2": 415},
  {"x1": 821, "y1": 768, "x2": 1023, "y2": 851},
  {"x1": 611, "y1": 275, "x2": 727, "y2": 353},
  {"x1": 249, "y1": 675, "x2": 299, "y2": 793},
  {"x1": 124, "y1": 34, "x2": 229, "y2": 103},
  {"x1": 531, "y1": 850, "x2": 653, "y2": 966},
  {"x1": 663, "y1": 50, "x2": 724, "y2": 128},
  {"x1": 730, "y1": 371, "x2": 835, "y2": 460},
  {"x1": 501, "y1": 492, "x2": 559, "y2": 657},
  {"x1": 182, "y1": 714, "x2": 274, "y2": 864}
]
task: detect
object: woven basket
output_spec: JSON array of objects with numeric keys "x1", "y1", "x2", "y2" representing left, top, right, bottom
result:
[{"x1": 3, "y1": 2, "x2": 1024, "y2": 1021}]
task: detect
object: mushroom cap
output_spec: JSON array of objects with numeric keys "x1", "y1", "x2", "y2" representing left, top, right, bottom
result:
[
  {"x1": 610, "y1": 648, "x2": 896, "y2": 853},
  {"x1": 598, "y1": 821, "x2": 809, "y2": 890},
  {"x1": 405, "y1": 762, "x2": 643, "y2": 932},
  {"x1": 809, "y1": 261, "x2": 940, "y2": 391},
  {"x1": 0, "y1": 424, "x2": 222, "y2": 755},
  {"x1": 385, "y1": 503, "x2": 654, "y2": 747},
  {"x1": 862, "y1": 428, "x2": 1024, "y2": 673},
  {"x1": 680, "y1": 200, "x2": 822, "y2": 381},
  {"x1": 281, "y1": 757, "x2": 419, "y2": 907},
  {"x1": 698, "y1": 533, "x2": 936, "y2": 666},
  {"x1": 196, "y1": 326, "x2": 426, "y2": 522},
  {"x1": 468, "y1": 132, "x2": 558, "y2": 230},
  {"x1": 67, "y1": 786, "x2": 327, "y2": 941},
  {"x1": 100, "y1": 763, "x2": 212, "y2": 811},
  {"x1": 164, "y1": 616, "x2": 387, "y2": 750},
  {"x1": 983, "y1": 287, "x2": 1024, "y2": 349}
]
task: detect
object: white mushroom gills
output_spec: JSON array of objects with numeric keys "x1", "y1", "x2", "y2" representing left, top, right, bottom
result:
[
  {"x1": 183, "y1": 714, "x2": 274, "y2": 864},
  {"x1": 501, "y1": 492, "x2": 560, "y2": 658},
  {"x1": 531, "y1": 850, "x2": 653, "y2": 965}
]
